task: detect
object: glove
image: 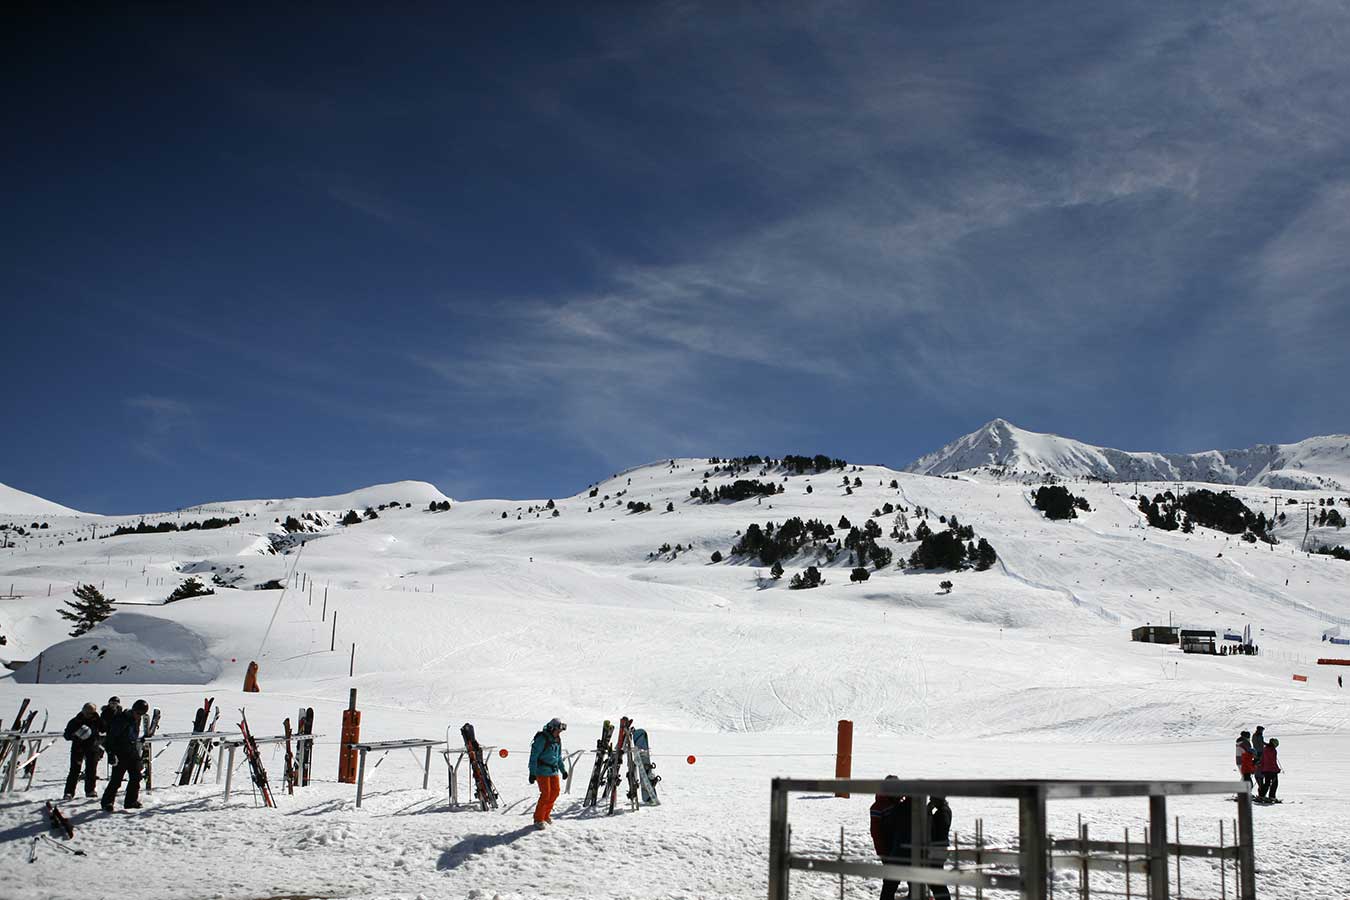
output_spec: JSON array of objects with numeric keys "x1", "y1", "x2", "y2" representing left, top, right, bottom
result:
[
  {"x1": 528, "y1": 774, "x2": 536, "y2": 784},
  {"x1": 560, "y1": 768, "x2": 568, "y2": 779}
]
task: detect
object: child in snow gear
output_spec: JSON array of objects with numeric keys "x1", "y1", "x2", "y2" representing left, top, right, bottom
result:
[
  {"x1": 1235, "y1": 731, "x2": 1255, "y2": 796},
  {"x1": 1258, "y1": 737, "x2": 1281, "y2": 802},
  {"x1": 529, "y1": 718, "x2": 567, "y2": 827},
  {"x1": 870, "y1": 776, "x2": 914, "y2": 900},
  {"x1": 63, "y1": 702, "x2": 103, "y2": 799},
  {"x1": 101, "y1": 699, "x2": 147, "y2": 811}
]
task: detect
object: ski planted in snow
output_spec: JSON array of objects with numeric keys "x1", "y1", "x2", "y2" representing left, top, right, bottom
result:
[
  {"x1": 604, "y1": 716, "x2": 632, "y2": 816},
  {"x1": 460, "y1": 723, "x2": 499, "y2": 811},
  {"x1": 238, "y1": 710, "x2": 276, "y2": 808},
  {"x1": 45, "y1": 800, "x2": 75, "y2": 839},
  {"x1": 631, "y1": 727, "x2": 660, "y2": 806},
  {"x1": 582, "y1": 719, "x2": 614, "y2": 808},
  {"x1": 1, "y1": 702, "x2": 35, "y2": 790},
  {"x1": 178, "y1": 698, "x2": 214, "y2": 785},
  {"x1": 297, "y1": 706, "x2": 314, "y2": 786},
  {"x1": 140, "y1": 708, "x2": 161, "y2": 791},
  {"x1": 282, "y1": 717, "x2": 297, "y2": 795}
]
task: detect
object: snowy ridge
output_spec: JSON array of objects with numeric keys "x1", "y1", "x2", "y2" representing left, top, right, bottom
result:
[
  {"x1": 905, "y1": 418, "x2": 1350, "y2": 490},
  {"x1": 0, "y1": 480, "x2": 84, "y2": 516}
]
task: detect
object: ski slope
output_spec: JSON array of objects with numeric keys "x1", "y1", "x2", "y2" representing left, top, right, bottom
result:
[{"x1": 2, "y1": 460, "x2": 1348, "y2": 899}]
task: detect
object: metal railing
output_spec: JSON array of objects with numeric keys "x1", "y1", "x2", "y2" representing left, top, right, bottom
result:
[{"x1": 768, "y1": 778, "x2": 1255, "y2": 900}]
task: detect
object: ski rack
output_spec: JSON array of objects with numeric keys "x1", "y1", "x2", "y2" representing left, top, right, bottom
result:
[
  {"x1": 218, "y1": 732, "x2": 321, "y2": 802},
  {"x1": 768, "y1": 777, "x2": 1257, "y2": 900},
  {"x1": 0, "y1": 730, "x2": 63, "y2": 793},
  {"x1": 348, "y1": 738, "x2": 443, "y2": 808}
]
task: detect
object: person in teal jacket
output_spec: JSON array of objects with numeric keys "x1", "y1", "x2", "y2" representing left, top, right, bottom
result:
[{"x1": 529, "y1": 718, "x2": 567, "y2": 827}]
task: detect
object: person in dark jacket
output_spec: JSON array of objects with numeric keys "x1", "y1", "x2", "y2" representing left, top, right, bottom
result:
[
  {"x1": 926, "y1": 796, "x2": 953, "y2": 900},
  {"x1": 1250, "y1": 726, "x2": 1267, "y2": 796},
  {"x1": 870, "y1": 776, "x2": 913, "y2": 900},
  {"x1": 528, "y1": 718, "x2": 567, "y2": 828},
  {"x1": 1258, "y1": 738, "x2": 1281, "y2": 802},
  {"x1": 63, "y1": 702, "x2": 103, "y2": 799},
  {"x1": 101, "y1": 699, "x2": 147, "y2": 811},
  {"x1": 100, "y1": 696, "x2": 123, "y2": 766}
]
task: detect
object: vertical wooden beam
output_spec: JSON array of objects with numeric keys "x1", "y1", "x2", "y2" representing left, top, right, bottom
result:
[
  {"x1": 1236, "y1": 793, "x2": 1256, "y2": 900},
  {"x1": 1018, "y1": 786, "x2": 1049, "y2": 900},
  {"x1": 1148, "y1": 795, "x2": 1168, "y2": 900},
  {"x1": 768, "y1": 779, "x2": 790, "y2": 900}
]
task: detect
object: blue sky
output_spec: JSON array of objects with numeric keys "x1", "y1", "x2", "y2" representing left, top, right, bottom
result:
[{"x1": 5, "y1": 2, "x2": 1350, "y2": 514}]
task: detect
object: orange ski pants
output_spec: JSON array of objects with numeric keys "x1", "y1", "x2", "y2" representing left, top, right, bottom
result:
[{"x1": 534, "y1": 775, "x2": 561, "y2": 823}]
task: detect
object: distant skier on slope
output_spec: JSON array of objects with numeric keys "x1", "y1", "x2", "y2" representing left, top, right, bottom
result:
[
  {"x1": 63, "y1": 702, "x2": 103, "y2": 799},
  {"x1": 1258, "y1": 738, "x2": 1282, "y2": 802},
  {"x1": 870, "y1": 775, "x2": 913, "y2": 900},
  {"x1": 528, "y1": 718, "x2": 568, "y2": 829},
  {"x1": 101, "y1": 699, "x2": 148, "y2": 812}
]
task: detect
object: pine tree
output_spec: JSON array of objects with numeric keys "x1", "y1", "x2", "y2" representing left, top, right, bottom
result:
[
  {"x1": 60, "y1": 583, "x2": 115, "y2": 636},
  {"x1": 770, "y1": 560, "x2": 784, "y2": 580}
]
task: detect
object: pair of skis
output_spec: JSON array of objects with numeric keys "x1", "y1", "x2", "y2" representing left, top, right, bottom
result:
[
  {"x1": 178, "y1": 698, "x2": 219, "y2": 785},
  {"x1": 237, "y1": 710, "x2": 275, "y2": 807},
  {"x1": 592, "y1": 717, "x2": 660, "y2": 815},
  {"x1": 295, "y1": 706, "x2": 314, "y2": 787},
  {"x1": 30, "y1": 802, "x2": 84, "y2": 862},
  {"x1": 1, "y1": 699, "x2": 39, "y2": 790},
  {"x1": 460, "y1": 723, "x2": 499, "y2": 810}
]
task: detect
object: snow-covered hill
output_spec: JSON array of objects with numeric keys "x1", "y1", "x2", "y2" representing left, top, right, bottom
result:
[
  {"x1": 2, "y1": 457, "x2": 1348, "y2": 899},
  {"x1": 905, "y1": 418, "x2": 1350, "y2": 490},
  {"x1": 0, "y1": 480, "x2": 83, "y2": 515}
]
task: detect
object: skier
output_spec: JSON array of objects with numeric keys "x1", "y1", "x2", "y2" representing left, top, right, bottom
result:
[
  {"x1": 1258, "y1": 738, "x2": 1281, "y2": 802},
  {"x1": 99, "y1": 696, "x2": 122, "y2": 766},
  {"x1": 926, "y1": 796, "x2": 953, "y2": 900},
  {"x1": 62, "y1": 702, "x2": 103, "y2": 799},
  {"x1": 101, "y1": 699, "x2": 148, "y2": 811},
  {"x1": 528, "y1": 718, "x2": 568, "y2": 828},
  {"x1": 869, "y1": 775, "x2": 913, "y2": 900},
  {"x1": 1234, "y1": 731, "x2": 1255, "y2": 797}
]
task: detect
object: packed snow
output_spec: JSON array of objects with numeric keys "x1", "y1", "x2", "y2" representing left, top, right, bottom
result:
[{"x1": 1, "y1": 455, "x2": 1348, "y2": 899}]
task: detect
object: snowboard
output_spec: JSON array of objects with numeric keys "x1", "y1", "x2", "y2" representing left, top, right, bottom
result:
[
  {"x1": 460, "y1": 723, "x2": 499, "y2": 810},
  {"x1": 583, "y1": 720, "x2": 614, "y2": 808},
  {"x1": 631, "y1": 727, "x2": 660, "y2": 805},
  {"x1": 46, "y1": 800, "x2": 75, "y2": 839}
]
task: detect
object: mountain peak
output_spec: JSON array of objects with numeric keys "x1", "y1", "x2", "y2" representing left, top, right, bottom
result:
[{"x1": 905, "y1": 423, "x2": 1350, "y2": 490}]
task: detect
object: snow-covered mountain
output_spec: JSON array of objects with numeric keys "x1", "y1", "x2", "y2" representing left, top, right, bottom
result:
[
  {"x1": 0, "y1": 480, "x2": 83, "y2": 516},
  {"x1": 905, "y1": 418, "x2": 1350, "y2": 490}
]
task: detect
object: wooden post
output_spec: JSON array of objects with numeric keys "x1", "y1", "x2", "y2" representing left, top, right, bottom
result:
[
  {"x1": 768, "y1": 779, "x2": 790, "y2": 900},
  {"x1": 338, "y1": 689, "x2": 360, "y2": 784},
  {"x1": 331, "y1": 611, "x2": 337, "y2": 651},
  {"x1": 350, "y1": 642, "x2": 355, "y2": 677},
  {"x1": 423, "y1": 744, "x2": 432, "y2": 789},
  {"x1": 834, "y1": 719, "x2": 853, "y2": 797},
  {"x1": 223, "y1": 745, "x2": 237, "y2": 801},
  {"x1": 1148, "y1": 795, "x2": 1168, "y2": 900},
  {"x1": 322, "y1": 588, "x2": 327, "y2": 621},
  {"x1": 1236, "y1": 794, "x2": 1256, "y2": 900},
  {"x1": 909, "y1": 792, "x2": 928, "y2": 900},
  {"x1": 1019, "y1": 786, "x2": 1049, "y2": 900},
  {"x1": 355, "y1": 747, "x2": 368, "y2": 807}
]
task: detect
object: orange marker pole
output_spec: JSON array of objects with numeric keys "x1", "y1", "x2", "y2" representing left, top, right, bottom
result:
[
  {"x1": 835, "y1": 719, "x2": 853, "y2": 798},
  {"x1": 338, "y1": 688, "x2": 361, "y2": 783}
]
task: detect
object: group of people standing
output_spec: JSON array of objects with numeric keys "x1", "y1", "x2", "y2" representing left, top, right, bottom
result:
[
  {"x1": 1235, "y1": 726, "x2": 1283, "y2": 803},
  {"x1": 870, "y1": 778, "x2": 953, "y2": 900},
  {"x1": 62, "y1": 695, "x2": 151, "y2": 812}
]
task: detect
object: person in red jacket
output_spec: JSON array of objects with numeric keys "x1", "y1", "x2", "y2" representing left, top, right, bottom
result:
[
  {"x1": 870, "y1": 776, "x2": 913, "y2": 900},
  {"x1": 1258, "y1": 738, "x2": 1281, "y2": 802},
  {"x1": 1234, "y1": 731, "x2": 1256, "y2": 797}
]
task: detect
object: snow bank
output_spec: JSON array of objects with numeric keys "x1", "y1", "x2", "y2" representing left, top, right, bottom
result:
[{"x1": 12, "y1": 612, "x2": 221, "y2": 684}]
